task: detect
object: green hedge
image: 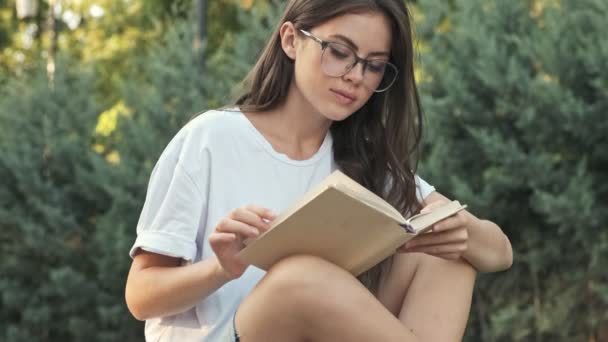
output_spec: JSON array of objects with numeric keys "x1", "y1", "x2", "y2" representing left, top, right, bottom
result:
[
  {"x1": 1, "y1": 1, "x2": 606, "y2": 340},
  {"x1": 418, "y1": 0, "x2": 608, "y2": 340}
]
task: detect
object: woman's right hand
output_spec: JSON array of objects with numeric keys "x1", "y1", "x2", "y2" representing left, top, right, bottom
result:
[{"x1": 209, "y1": 204, "x2": 276, "y2": 280}]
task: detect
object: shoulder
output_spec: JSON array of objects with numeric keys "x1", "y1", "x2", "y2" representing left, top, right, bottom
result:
[
  {"x1": 165, "y1": 109, "x2": 244, "y2": 158},
  {"x1": 184, "y1": 108, "x2": 244, "y2": 138},
  {"x1": 153, "y1": 109, "x2": 243, "y2": 176}
]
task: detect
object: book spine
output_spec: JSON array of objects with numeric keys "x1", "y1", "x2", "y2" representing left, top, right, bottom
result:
[{"x1": 399, "y1": 223, "x2": 416, "y2": 234}]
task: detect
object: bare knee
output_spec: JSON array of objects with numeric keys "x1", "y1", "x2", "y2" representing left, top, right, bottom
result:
[
  {"x1": 240, "y1": 255, "x2": 364, "y2": 319},
  {"x1": 260, "y1": 255, "x2": 356, "y2": 304},
  {"x1": 235, "y1": 255, "x2": 363, "y2": 340},
  {"x1": 268, "y1": 255, "x2": 350, "y2": 282}
]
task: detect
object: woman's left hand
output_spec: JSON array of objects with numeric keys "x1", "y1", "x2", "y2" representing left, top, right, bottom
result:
[{"x1": 397, "y1": 200, "x2": 472, "y2": 260}]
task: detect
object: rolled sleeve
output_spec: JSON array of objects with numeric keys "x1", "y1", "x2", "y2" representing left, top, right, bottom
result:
[
  {"x1": 129, "y1": 135, "x2": 208, "y2": 262},
  {"x1": 129, "y1": 228, "x2": 198, "y2": 262}
]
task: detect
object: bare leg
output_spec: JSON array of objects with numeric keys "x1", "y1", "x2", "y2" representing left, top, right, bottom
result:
[
  {"x1": 236, "y1": 253, "x2": 476, "y2": 341},
  {"x1": 235, "y1": 255, "x2": 418, "y2": 341},
  {"x1": 378, "y1": 253, "x2": 476, "y2": 341}
]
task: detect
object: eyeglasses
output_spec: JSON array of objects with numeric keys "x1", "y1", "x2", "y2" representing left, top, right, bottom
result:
[{"x1": 299, "y1": 29, "x2": 398, "y2": 93}]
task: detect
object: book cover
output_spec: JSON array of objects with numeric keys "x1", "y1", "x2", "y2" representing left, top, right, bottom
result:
[{"x1": 238, "y1": 171, "x2": 466, "y2": 276}]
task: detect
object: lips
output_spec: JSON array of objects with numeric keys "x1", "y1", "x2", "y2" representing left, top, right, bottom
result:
[{"x1": 330, "y1": 89, "x2": 357, "y2": 104}]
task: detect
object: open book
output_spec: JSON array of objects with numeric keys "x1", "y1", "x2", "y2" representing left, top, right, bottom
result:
[{"x1": 237, "y1": 171, "x2": 467, "y2": 276}]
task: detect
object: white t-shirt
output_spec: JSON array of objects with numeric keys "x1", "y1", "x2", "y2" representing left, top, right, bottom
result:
[{"x1": 129, "y1": 109, "x2": 436, "y2": 341}]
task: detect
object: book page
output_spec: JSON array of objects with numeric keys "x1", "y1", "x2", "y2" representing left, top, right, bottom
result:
[
  {"x1": 238, "y1": 170, "x2": 467, "y2": 276},
  {"x1": 327, "y1": 171, "x2": 406, "y2": 222},
  {"x1": 332, "y1": 183, "x2": 405, "y2": 223},
  {"x1": 244, "y1": 172, "x2": 346, "y2": 244},
  {"x1": 238, "y1": 186, "x2": 414, "y2": 276}
]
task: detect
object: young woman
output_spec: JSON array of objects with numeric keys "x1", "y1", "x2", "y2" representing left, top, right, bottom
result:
[{"x1": 125, "y1": 0, "x2": 513, "y2": 341}]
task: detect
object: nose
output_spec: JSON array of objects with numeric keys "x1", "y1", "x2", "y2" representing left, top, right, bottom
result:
[{"x1": 342, "y1": 61, "x2": 365, "y2": 85}]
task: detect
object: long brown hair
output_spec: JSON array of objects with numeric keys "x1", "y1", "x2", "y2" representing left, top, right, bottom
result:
[{"x1": 235, "y1": 0, "x2": 424, "y2": 293}]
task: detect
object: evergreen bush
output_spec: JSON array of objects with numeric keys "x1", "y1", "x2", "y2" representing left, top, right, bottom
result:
[{"x1": 417, "y1": 0, "x2": 608, "y2": 340}]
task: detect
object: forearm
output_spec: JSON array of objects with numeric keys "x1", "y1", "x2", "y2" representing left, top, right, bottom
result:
[
  {"x1": 125, "y1": 256, "x2": 232, "y2": 320},
  {"x1": 463, "y1": 215, "x2": 513, "y2": 272}
]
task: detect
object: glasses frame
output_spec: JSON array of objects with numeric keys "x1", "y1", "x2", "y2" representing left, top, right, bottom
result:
[{"x1": 299, "y1": 29, "x2": 398, "y2": 93}]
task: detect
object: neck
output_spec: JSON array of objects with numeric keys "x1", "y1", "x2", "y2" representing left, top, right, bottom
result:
[
  {"x1": 244, "y1": 81, "x2": 332, "y2": 160},
  {"x1": 271, "y1": 81, "x2": 332, "y2": 143}
]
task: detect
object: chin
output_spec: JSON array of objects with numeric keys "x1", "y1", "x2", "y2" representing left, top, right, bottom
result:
[
  {"x1": 318, "y1": 103, "x2": 361, "y2": 121},
  {"x1": 320, "y1": 103, "x2": 362, "y2": 122}
]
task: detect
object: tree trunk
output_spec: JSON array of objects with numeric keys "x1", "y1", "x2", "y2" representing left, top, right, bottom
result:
[{"x1": 46, "y1": 0, "x2": 58, "y2": 86}]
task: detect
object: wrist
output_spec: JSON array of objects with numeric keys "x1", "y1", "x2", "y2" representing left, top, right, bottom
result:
[{"x1": 211, "y1": 257, "x2": 236, "y2": 284}]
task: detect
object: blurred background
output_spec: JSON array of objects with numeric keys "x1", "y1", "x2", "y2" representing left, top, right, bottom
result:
[{"x1": 0, "y1": 0, "x2": 606, "y2": 341}]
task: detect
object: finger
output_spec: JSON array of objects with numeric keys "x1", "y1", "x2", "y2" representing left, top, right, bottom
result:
[
  {"x1": 246, "y1": 205, "x2": 278, "y2": 233},
  {"x1": 230, "y1": 208, "x2": 272, "y2": 231},
  {"x1": 245, "y1": 204, "x2": 276, "y2": 219},
  {"x1": 216, "y1": 218, "x2": 261, "y2": 238},
  {"x1": 243, "y1": 205, "x2": 277, "y2": 221},
  {"x1": 209, "y1": 232, "x2": 237, "y2": 245},
  {"x1": 246, "y1": 204, "x2": 277, "y2": 220},
  {"x1": 404, "y1": 227, "x2": 468, "y2": 249},
  {"x1": 420, "y1": 200, "x2": 447, "y2": 214},
  {"x1": 432, "y1": 214, "x2": 466, "y2": 232}
]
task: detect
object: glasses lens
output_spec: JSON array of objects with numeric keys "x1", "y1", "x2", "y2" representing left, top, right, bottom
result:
[
  {"x1": 320, "y1": 42, "x2": 398, "y2": 92},
  {"x1": 374, "y1": 63, "x2": 398, "y2": 93},
  {"x1": 321, "y1": 42, "x2": 355, "y2": 77}
]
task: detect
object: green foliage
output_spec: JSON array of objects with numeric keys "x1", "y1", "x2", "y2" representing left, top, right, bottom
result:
[
  {"x1": 0, "y1": 3, "x2": 281, "y2": 340},
  {"x1": 113, "y1": 2, "x2": 280, "y2": 179},
  {"x1": 1, "y1": 0, "x2": 606, "y2": 340},
  {"x1": 204, "y1": 0, "x2": 284, "y2": 106},
  {"x1": 0, "y1": 58, "x2": 141, "y2": 340},
  {"x1": 417, "y1": 0, "x2": 608, "y2": 340}
]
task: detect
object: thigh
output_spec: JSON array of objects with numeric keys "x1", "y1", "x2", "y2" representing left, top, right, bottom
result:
[
  {"x1": 379, "y1": 252, "x2": 476, "y2": 341},
  {"x1": 234, "y1": 255, "x2": 418, "y2": 342},
  {"x1": 234, "y1": 257, "x2": 316, "y2": 342}
]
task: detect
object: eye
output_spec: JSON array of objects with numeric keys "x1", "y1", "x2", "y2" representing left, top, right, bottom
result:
[
  {"x1": 327, "y1": 43, "x2": 351, "y2": 60},
  {"x1": 367, "y1": 61, "x2": 387, "y2": 74}
]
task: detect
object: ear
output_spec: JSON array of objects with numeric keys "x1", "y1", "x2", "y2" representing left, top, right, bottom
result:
[{"x1": 279, "y1": 22, "x2": 298, "y2": 60}]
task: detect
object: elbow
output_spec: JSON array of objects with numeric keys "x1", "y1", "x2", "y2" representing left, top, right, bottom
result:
[
  {"x1": 125, "y1": 296, "x2": 146, "y2": 321},
  {"x1": 125, "y1": 283, "x2": 183, "y2": 321},
  {"x1": 501, "y1": 258, "x2": 513, "y2": 271},
  {"x1": 129, "y1": 310, "x2": 148, "y2": 322},
  {"x1": 125, "y1": 284, "x2": 152, "y2": 321},
  {"x1": 502, "y1": 237, "x2": 514, "y2": 270},
  {"x1": 473, "y1": 232, "x2": 513, "y2": 273},
  {"x1": 493, "y1": 234, "x2": 514, "y2": 272},
  {"x1": 493, "y1": 254, "x2": 513, "y2": 273},
  {"x1": 127, "y1": 304, "x2": 148, "y2": 322}
]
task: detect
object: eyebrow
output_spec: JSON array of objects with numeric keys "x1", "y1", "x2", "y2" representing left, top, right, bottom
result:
[{"x1": 328, "y1": 34, "x2": 390, "y2": 57}]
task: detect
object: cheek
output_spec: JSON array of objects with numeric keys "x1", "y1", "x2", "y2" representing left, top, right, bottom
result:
[
  {"x1": 359, "y1": 89, "x2": 375, "y2": 103},
  {"x1": 293, "y1": 53, "x2": 327, "y2": 96}
]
